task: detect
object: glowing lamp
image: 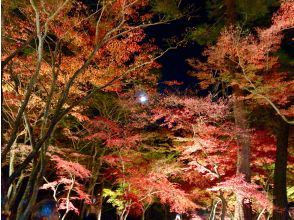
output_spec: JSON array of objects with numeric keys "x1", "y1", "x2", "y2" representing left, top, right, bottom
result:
[{"x1": 138, "y1": 93, "x2": 148, "y2": 104}]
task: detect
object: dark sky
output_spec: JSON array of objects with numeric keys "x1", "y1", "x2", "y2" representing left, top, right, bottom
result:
[{"x1": 145, "y1": 1, "x2": 207, "y2": 93}]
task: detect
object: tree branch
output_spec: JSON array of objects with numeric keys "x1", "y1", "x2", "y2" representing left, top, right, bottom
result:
[{"x1": 7, "y1": 45, "x2": 177, "y2": 185}]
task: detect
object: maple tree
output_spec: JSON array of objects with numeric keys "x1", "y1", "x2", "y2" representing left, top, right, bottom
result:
[
  {"x1": 1, "y1": 0, "x2": 182, "y2": 218},
  {"x1": 91, "y1": 88, "x2": 287, "y2": 220},
  {"x1": 102, "y1": 151, "x2": 196, "y2": 220},
  {"x1": 81, "y1": 93, "x2": 196, "y2": 219},
  {"x1": 146, "y1": 94, "x2": 281, "y2": 219},
  {"x1": 30, "y1": 89, "x2": 188, "y2": 219},
  {"x1": 187, "y1": 1, "x2": 293, "y2": 219},
  {"x1": 40, "y1": 154, "x2": 91, "y2": 219},
  {"x1": 189, "y1": 1, "x2": 294, "y2": 123},
  {"x1": 1, "y1": 0, "x2": 293, "y2": 219},
  {"x1": 57, "y1": 87, "x2": 200, "y2": 219}
]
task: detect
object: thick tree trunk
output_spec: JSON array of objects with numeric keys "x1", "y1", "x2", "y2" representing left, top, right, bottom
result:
[
  {"x1": 224, "y1": 0, "x2": 252, "y2": 216},
  {"x1": 272, "y1": 121, "x2": 290, "y2": 220},
  {"x1": 233, "y1": 86, "x2": 252, "y2": 220},
  {"x1": 233, "y1": 96, "x2": 251, "y2": 181},
  {"x1": 234, "y1": 194, "x2": 252, "y2": 220}
]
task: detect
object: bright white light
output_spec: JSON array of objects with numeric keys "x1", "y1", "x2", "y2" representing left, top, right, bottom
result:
[{"x1": 139, "y1": 95, "x2": 148, "y2": 103}]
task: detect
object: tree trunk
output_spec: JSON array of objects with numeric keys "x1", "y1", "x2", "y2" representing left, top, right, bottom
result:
[
  {"x1": 96, "y1": 182, "x2": 104, "y2": 220},
  {"x1": 220, "y1": 192, "x2": 227, "y2": 220},
  {"x1": 20, "y1": 170, "x2": 42, "y2": 220},
  {"x1": 234, "y1": 194, "x2": 252, "y2": 220},
  {"x1": 80, "y1": 148, "x2": 105, "y2": 220},
  {"x1": 272, "y1": 121, "x2": 290, "y2": 220},
  {"x1": 209, "y1": 199, "x2": 221, "y2": 220},
  {"x1": 224, "y1": 0, "x2": 252, "y2": 219},
  {"x1": 164, "y1": 205, "x2": 168, "y2": 220},
  {"x1": 16, "y1": 158, "x2": 40, "y2": 220},
  {"x1": 119, "y1": 208, "x2": 129, "y2": 220},
  {"x1": 233, "y1": 86, "x2": 252, "y2": 220},
  {"x1": 233, "y1": 94, "x2": 251, "y2": 181}
]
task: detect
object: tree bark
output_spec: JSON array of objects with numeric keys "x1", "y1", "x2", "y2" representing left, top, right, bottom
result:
[
  {"x1": 272, "y1": 121, "x2": 290, "y2": 220},
  {"x1": 96, "y1": 182, "x2": 104, "y2": 220},
  {"x1": 223, "y1": 0, "x2": 252, "y2": 217},
  {"x1": 16, "y1": 158, "x2": 40, "y2": 220},
  {"x1": 233, "y1": 86, "x2": 252, "y2": 220},
  {"x1": 233, "y1": 91, "x2": 251, "y2": 181},
  {"x1": 220, "y1": 192, "x2": 227, "y2": 220}
]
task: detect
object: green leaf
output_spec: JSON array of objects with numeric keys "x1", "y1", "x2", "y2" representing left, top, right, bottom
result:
[
  {"x1": 151, "y1": 0, "x2": 182, "y2": 19},
  {"x1": 187, "y1": 24, "x2": 222, "y2": 45},
  {"x1": 287, "y1": 186, "x2": 294, "y2": 200}
]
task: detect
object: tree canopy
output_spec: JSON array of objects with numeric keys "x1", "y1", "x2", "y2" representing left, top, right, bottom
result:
[{"x1": 1, "y1": 0, "x2": 294, "y2": 220}]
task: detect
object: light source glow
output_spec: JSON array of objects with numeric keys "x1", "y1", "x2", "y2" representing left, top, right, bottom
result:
[
  {"x1": 139, "y1": 95, "x2": 148, "y2": 103},
  {"x1": 137, "y1": 92, "x2": 148, "y2": 104}
]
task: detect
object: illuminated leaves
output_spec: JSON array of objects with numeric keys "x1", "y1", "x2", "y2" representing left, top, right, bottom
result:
[
  {"x1": 211, "y1": 174, "x2": 270, "y2": 209},
  {"x1": 189, "y1": 1, "x2": 294, "y2": 123},
  {"x1": 40, "y1": 154, "x2": 92, "y2": 216},
  {"x1": 84, "y1": 116, "x2": 141, "y2": 149},
  {"x1": 50, "y1": 155, "x2": 91, "y2": 179},
  {"x1": 147, "y1": 93, "x2": 280, "y2": 216}
]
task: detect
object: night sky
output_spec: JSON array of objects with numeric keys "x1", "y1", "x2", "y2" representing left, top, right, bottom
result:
[{"x1": 145, "y1": 0, "x2": 207, "y2": 93}]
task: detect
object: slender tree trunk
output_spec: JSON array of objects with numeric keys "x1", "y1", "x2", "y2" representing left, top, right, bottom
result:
[
  {"x1": 272, "y1": 121, "x2": 290, "y2": 220},
  {"x1": 209, "y1": 199, "x2": 221, "y2": 220},
  {"x1": 220, "y1": 192, "x2": 227, "y2": 220},
  {"x1": 123, "y1": 210, "x2": 129, "y2": 220},
  {"x1": 233, "y1": 87, "x2": 252, "y2": 220},
  {"x1": 80, "y1": 148, "x2": 105, "y2": 220},
  {"x1": 141, "y1": 205, "x2": 150, "y2": 220},
  {"x1": 16, "y1": 136, "x2": 50, "y2": 220},
  {"x1": 7, "y1": 172, "x2": 25, "y2": 218},
  {"x1": 96, "y1": 182, "x2": 104, "y2": 220},
  {"x1": 20, "y1": 167, "x2": 43, "y2": 220},
  {"x1": 6, "y1": 143, "x2": 16, "y2": 204},
  {"x1": 2, "y1": 142, "x2": 20, "y2": 219},
  {"x1": 119, "y1": 209, "x2": 127, "y2": 220},
  {"x1": 16, "y1": 158, "x2": 40, "y2": 220}
]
